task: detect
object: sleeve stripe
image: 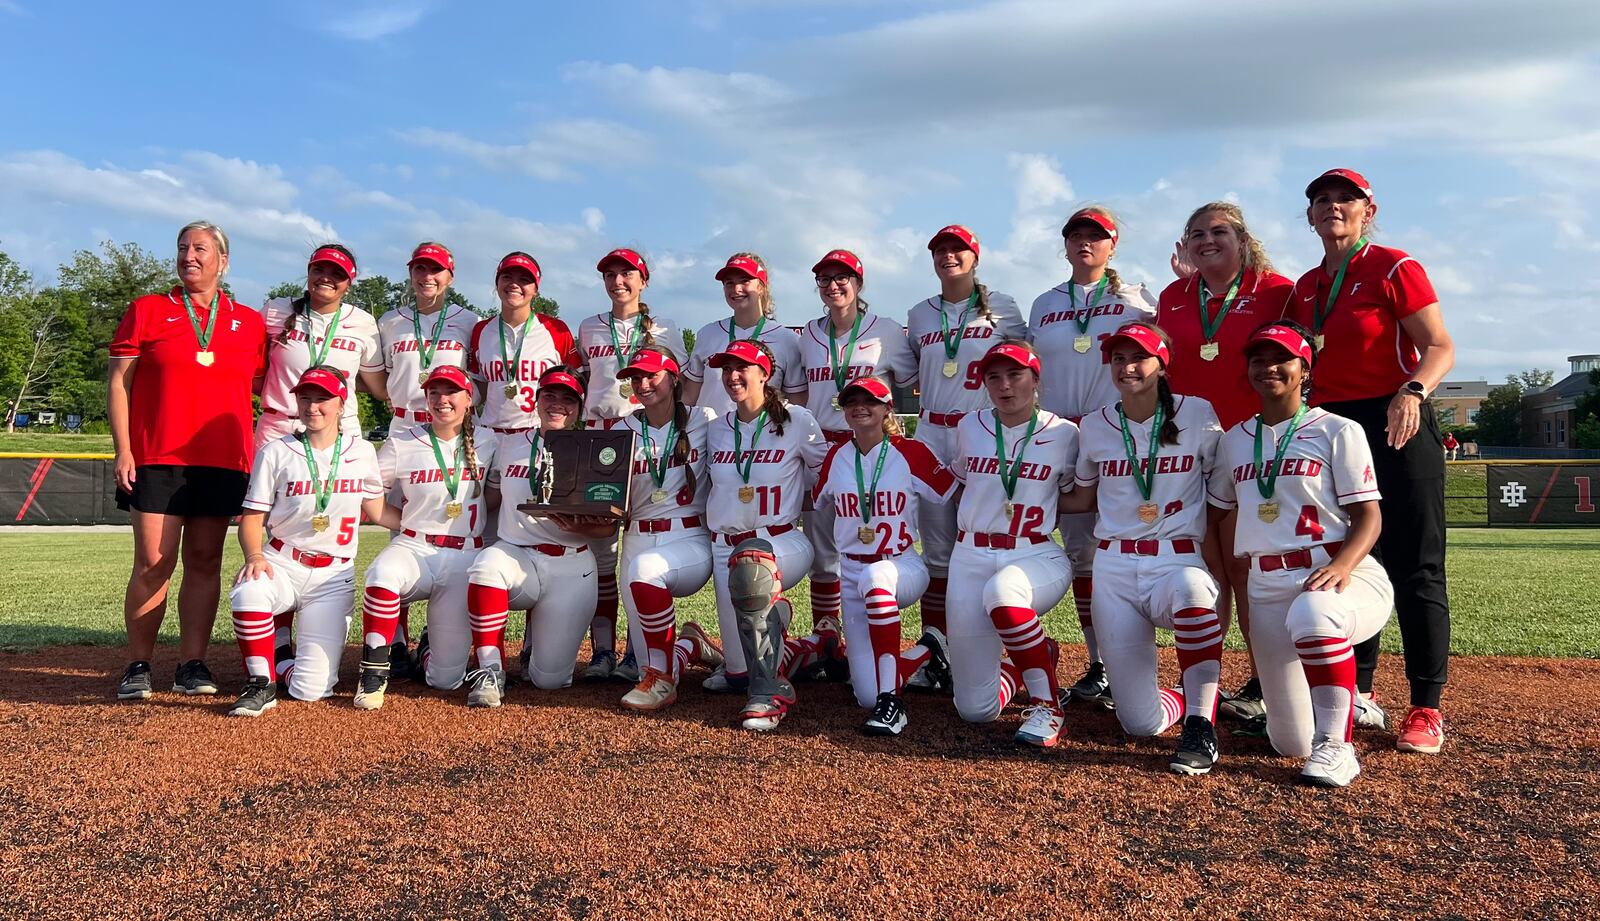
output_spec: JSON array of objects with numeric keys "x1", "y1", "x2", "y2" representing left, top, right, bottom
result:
[
  {"x1": 241, "y1": 499, "x2": 273, "y2": 511},
  {"x1": 1336, "y1": 487, "x2": 1381, "y2": 500}
]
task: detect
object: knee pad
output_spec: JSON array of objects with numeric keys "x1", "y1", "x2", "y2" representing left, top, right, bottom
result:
[{"x1": 729, "y1": 540, "x2": 781, "y2": 617}]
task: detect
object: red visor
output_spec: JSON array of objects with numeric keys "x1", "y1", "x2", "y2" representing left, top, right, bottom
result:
[
  {"x1": 708, "y1": 339, "x2": 773, "y2": 375},
  {"x1": 840, "y1": 377, "x2": 894, "y2": 405},
  {"x1": 811, "y1": 249, "x2": 865, "y2": 279},
  {"x1": 597, "y1": 248, "x2": 649, "y2": 280},
  {"x1": 291, "y1": 367, "x2": 348, "y2": 401},
  {"x1": 1062, "y1": 209, "x2": 1118, "y2": 242},
  {"x1": 539, "y1": 368, "x2": 584, "y2": 397},
  {"x1": 1101, "y1": 323, "x2": 1171, "y2": 367},
  {"x1": 1244, "y1": 324, "x2": 1315, "y2": 366},
  {"x1": 423, "y1": 365, "x2": 471, "y2": 392},
  {"x1": 977, "y1": 342, "x2": 1040, "y2": 376},
  {"x1": 1306, "y1": 168, "x2": 1373, "y2": 200},
  {"x1": 715, "y1": 255, "x2": 768, "y2": 285},
  {"x1": 617, "y1": 349, "x2": 680, "y2": 379},
  {"x1": 309, "y1": 247, "x2": 356, "y2": 280},
  {"x1": 927, "y1": 224, "x2": 979, "y2": 259},
  {"x1": 497, "y1": 253, "x2": 542, "y2": 286},
  {"x1": 409, "y1": 243, "x2": 455, "y2": 272}
]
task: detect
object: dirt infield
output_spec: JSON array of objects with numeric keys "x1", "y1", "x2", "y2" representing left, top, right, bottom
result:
[{"x1": 1, "y1": 646, "x2": 1596, "y2": 920}]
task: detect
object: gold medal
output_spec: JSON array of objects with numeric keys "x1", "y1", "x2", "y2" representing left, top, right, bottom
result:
[
  {"x1": 619, "y1": 381, "x2": 634, "y2": 398},
  {"x1": 1257, "y1": 501, "x2": 1280, "y2": 524},
  {"x1": 942, "y1": 359, "x2": 958, "y2": 378},
  {"x1": 1003, "y1": 501, "x2": 1015, "y2": 520},
  {"x1": 1199, "y1": 342, "x2": 1220, "y2": 362},
  {"x1": 738, "y1": 485, "x2": 755, "y2": 504},
  {"x1": 858, "y1": 526, "x2": 874, "y2": 545},
  {"x1": 504, "y1": 384, "x2": 518, "y2": 399},
  {"x1": 651, "y1": 489, "x2": 667, "y2": 503},
  {"x1": 196, "y1": 350, "x2": 214, "y2": 367},
  {"x1": 1137, "y1": 502, "x2": 1159, "y2": 524},
  {"x1": 1313, "y1": 334, "x2": 1325, "y2": 351},
  {"x1": 445, "y1": 500, "x2": 463, "y2": 520},
  {"x1": 831, "y1": 394, "x2": 841, "y2": 410},
  {"x1": 1073, "y1": 335, "x2": 1092, "y2": 354},
  {"x1": 418, "y1": 371, "x2": 429, "y2": 387},
  {"x1": 310, "y1": 513, "x2": 330, "y2": 533}
]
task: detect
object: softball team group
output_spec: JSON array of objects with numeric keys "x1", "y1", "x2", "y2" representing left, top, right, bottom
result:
[{"x1": 111, "y1": 167, "x2": 1458, "y2": 790}]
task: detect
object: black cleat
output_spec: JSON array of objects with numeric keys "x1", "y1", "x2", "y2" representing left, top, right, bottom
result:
[
  {"x1": 116, "y1": 661, "x2": 153, "y2": 700},
  {"x1": 172, "y1": 659, "x2": 219, "y2": 696},
  {"x1": 228, "y1": 676, "x2": 278, "y2": 718},
  {"x1": 1169, "y1": 715, "x2": 1219, "y2": 775},
  {"x1": 862, "y1": 692, "x2": 908, "y2": 737},
  {"x1": 1066, "y1": 661, "x2": 1113, "y2": 709},
  {"x1": 1219, "y1": 676, "x2": 1265, "y2": 722},
  {"x1": 388, "y1": 641, "x2": 414, "y2": 681}
]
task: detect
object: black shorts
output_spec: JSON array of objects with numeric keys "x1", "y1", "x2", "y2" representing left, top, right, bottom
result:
[{"x1": 115, "y1": 464, "x2": 248, "y2": 518}]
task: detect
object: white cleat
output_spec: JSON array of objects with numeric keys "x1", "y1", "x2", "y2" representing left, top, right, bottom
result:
[{"x1": 1299, "y1": 736, "x2": 1361, "y2": 788}]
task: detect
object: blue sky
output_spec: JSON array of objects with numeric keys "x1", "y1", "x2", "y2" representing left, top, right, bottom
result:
[{"x1": 2, "y1": 0, "x2": 1598, "y2": 383}]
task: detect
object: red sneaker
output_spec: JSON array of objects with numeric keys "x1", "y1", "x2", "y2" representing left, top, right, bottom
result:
[{"x1": 1396, "y1": 706, "x2": 1445, "y2": 754}]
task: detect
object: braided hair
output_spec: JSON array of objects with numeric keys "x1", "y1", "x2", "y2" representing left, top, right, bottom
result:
[
  {"x1": 748, "y1": 339, "x2": 791, "y2": 436},
  {"x1": 1117, "y1": 320, "x2": 1181, "y2": 446},
  {"x1": 629, "y1": 347, "x2": 697, "y2": 503}
]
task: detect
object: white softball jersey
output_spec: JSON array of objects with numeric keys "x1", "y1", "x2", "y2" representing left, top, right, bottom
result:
[
  {"x1": 258, "y1": 298, "x2": 384, "y2": 436},
  {"x1": 1207, "y1": 408, "x2": 1382, "y2": 557},
  {"x1": 577, "y1": 311, "x2": 689, "y2": 422},
  {"x1": 1028, "y1": 281, "x2": 1157, "y2": 420},
  {"x1": 242, "y1": 434, "x2": 384, "y2": 556},
  {"x1": 606, "y1": 407, "x2": 715, "y2": 522},
  {"x1": 485, "y1": 428, "x2": 590, "y2": 549},
  {"x1": 952, "y1": 410, "x2": 1080, "y2": 537},
  {"x1": 797, "y1": 312, "x2": 917, "y2": 433},
  {"x1": 906, "y1": 291, "x2": 1028, "y2": 416},
  {"x1": 1074, "y1": 395, "x2": 1223, "y2": 542},
  {"x1": 813, "y1": 436, "x2": 958, "y2": 556},
  {"x1": 377, "y1": 424, "x2": 499, "y2": 537},
  {"x1": 683, "y1": 318, "x2": 807, "y2": 418},
  {"x1": 378, "y1": 305, "x2": 480, "y2": 419},
  {"x1": 704, "y1": 404, "x2": 828, "y2": 535},
  {"x1": 467, "y1": 313, "x2": 580, "y2": 431}
]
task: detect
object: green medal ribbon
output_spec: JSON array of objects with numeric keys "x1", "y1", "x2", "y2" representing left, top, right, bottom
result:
[
  {"x1": 993, "y1": 409, "x2": 1040, "y2": 501},
  {"x1": 528, "y1": 430, "x2": 544, "y2": 485},
  {"x1": 733, "y1": 410, "x2": 768, "y2": 484},
  {"x1": 727, "y1": 315, "x2": 767, "y2": 347},
  {"x1": 607, "y1": 313, "x2": 645, "y2": 368},
  {"x1": 939, "y1": 290, "x2": 979, "y2": 360},
  {"x1": 1069, "y1": 275, "x2": 1110, "y2": 334},
  {"x1": 1117, "y1": 402, "x2": 1166, "y2": 501},
  {"x1": 1314, "y1": 237, "x2": 1368, "y2": 335},
  {"x1": 498, "y1": 312, "x2": 535, "y2": 390},
  {"x1": 1253, "y1": 403, "x2": 1309, "y2": 500},
  {"x1": 428, "y1": 428, "x2": 466, "y2": 501},
  {"x1": 411, "y1": 305, "x2": 449, "y2": 373},
  {"x1": 827, "y1": 309, "x2": 864, "y2": 396},
  {"x1": 300, "y1": 432, "x2": 343, "y2": 514},
  {"x1": 181, "y1": 290, "x2": 220, "y2": 351},
  {"x1": 304, "y1": 305, "x2": 343, "y2": 368},
  {"x1": 1197, "y1": 271, "x2": 1243, "y2": 344},
  {"x1": 642, "y1": 413, "x2": 677, "y2": 490},
  {"x1": 854, "y1": 440, "x2": 891, "y2": 525}
]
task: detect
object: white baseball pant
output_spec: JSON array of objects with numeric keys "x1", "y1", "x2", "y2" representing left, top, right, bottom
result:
[
  {"x1": 230, "y1": 547, "x2": 355, "y2": 701},
  {"x1": 468, "y1": 542, "x2": 597, "y2": 690},
  {"x1": 946, "y1": 541, "x2": 1072, "y2": 722},
  {"x1": 620, "y1": 527, "x2": 714, "y2": 674},
  {"x1": 839, "y1": 551, "x2": 930, "y2": 708},
  {"x1": 913, "y1": 422, "x2": 959, "y2": 575},
  {"x1": 363, "y1": 536, "x2": 476, "y2": 690}
]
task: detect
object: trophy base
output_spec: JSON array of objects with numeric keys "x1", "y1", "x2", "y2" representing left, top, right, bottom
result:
[{"x1": 517, "y1": 500, "x2": 627, "y2": 520}]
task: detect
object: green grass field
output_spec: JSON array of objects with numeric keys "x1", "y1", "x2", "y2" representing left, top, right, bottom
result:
[
  {"x1": 0, "y1": 527, "x2": 1594, "y2": 658},
  {"x1": 0, "y1": 432, "x2": 114, "y2": 454}
]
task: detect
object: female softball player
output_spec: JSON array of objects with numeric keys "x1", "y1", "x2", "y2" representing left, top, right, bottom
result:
[
  {"x1": 1207, "y1": 321, "x2": 1393, "y2": 787},
  {"x1": 796, "y1": 249, "x2": 917, "y2": 637},
  {"x1": 1062, "y1": 322, "x2": 1225, "y2": 774},
  {"x1": 228, "y1": 367, "x2": 393, "y2": 716},
  {"x1": 355, "y1": 365, "x2": 498, "y2": 709},
  {"x1": 946, "y1": 341, "x2": 1079, "y2": 748},
  {"x1": 255, "y1": 245, "x2": 385, "y2": 447},
  {"x1": 462, "y1": 367, "x2": 617, "y2": 705},
  {"x1": 905, "y1": 225, "x2": 1027, "y2": 652},
  {"x1": 682, "y1": 253, "x2": 807, "y2": 418},
  {"x1": 812, "y1": 376, "x2": 957, "y2": 736},
  {"x1": 610, "y1": 347, "x2": 724, "y2": 711},
  {"x1": 576, "y1": 248, "x2": 689, "y2": 682},
  {"x1": 1028, "y1": 207, "x2": 1158, "y2": 710},
  {"x1": 468, "y1": 252, "x2": 581, "y2": 435},
  {"x1": 703, "y1": 339, "x2": 831, "y2": 731}
]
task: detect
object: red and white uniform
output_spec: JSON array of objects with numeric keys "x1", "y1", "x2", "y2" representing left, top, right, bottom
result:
[
  {"x1": 1156, "y1": 271, "x2": 1295, "y2": 430},
  {"x1": 946, "y1": 410, "x2": 1079, "y2": 721},
  {"x1": 1075, "y1": 396, "x2": 1224, "y2": 736},
  {"x1": 813, "y1": 436, "x2": 957, "y2": 707},
  {"x1": 683, "y1": 318, "x2": 806, "y2": 418},
  {"x1": 1208, "y1": 408, "x2": 1394, "y2": 757},
  {"x1": 255, "y1": 299, "x2": 384, "y2": 446},
  {"x1": 704, "y1": 405, "x2": 828, "y2": 677},
  {"x1": 577, "y1": 311, "x2": 689, "y2": 422},
  {"x1": 232, "y1": 435, "x2": 383, "y2": 699},
  {"x1": 367, "y1": 424, "x2": 498, "y2": 689},
  {"x1": 467, "y1": 313, "x2": 580, "y2": 432},
  {"x1": 378, "y1": 304, "x2": 479, "y2": 430}
]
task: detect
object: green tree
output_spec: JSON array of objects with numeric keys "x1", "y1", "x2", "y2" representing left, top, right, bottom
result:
[
  {"x1": 56, "y1": 241, "x2": 174, "y2": 390},
  {"x1": 1474, "y1": 378, "x2": 1526, "y2": 447},
  {"x1": 681, "y1": 325, "x2": 696, "y2": 356},
  {"x1": 1513, "y1": 368, "x2": 1556, "y2": 392},
  {"x1": 265, "y1": 281, "x2": 303, "y2": 302},
  {"x1": 1574, "y1": 416, "x2": 1600, "y2": 450}
]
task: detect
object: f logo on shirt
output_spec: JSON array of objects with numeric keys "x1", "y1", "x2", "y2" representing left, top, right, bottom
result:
[{"x1": 231, "y1": 319, "x2": 242, "y2": 331}]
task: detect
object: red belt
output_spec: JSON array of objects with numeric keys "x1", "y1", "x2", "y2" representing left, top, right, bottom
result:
[
  {"x1": 527, "y1": 543, "x2": 588, "y2": 557},
  {"x1": 631, "y1": 515, "x2": 703, "y2": 534},
  {"x1": 714, "y1": 523, "x2": 795, "y2": 546},
  {"x1": 844, "y1": 552, "x2": 890, "y2": 563},
  {"x1": 1065, "y1": 414, "x2": 1083, "y2": 425},
  {"x1": 401, "y1": 529, "x2": 484, "y2": 550},
  {"x1": 959, "y1": 530, "x2": 1050, "y2": 550},
  {"x1": 268, "y1": 538, "x2": 350, "y2": 568},
  {"x1": 491, "y1": 425, "x2": 533, "y2": 435},
  {"x1": 393, "y1": 408, "x2": 429, "y2": 422},
  {"x1": 823, "y1": 429, "x2": 852, "y2": 445},
  {"x1": 1256, "y1": 541, "x2": 1344, "y2": 573},
  {"x1": 922, "y1": 411, "x2": 966, "y2": 427},
  {"x1": 1098, "y1": 538, "x2": 1198, "y2": 556}
]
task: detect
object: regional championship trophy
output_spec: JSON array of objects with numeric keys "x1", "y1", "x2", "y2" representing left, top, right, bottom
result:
[{"x1": 517, "y1": 428, "x2": 636, "y2": 519}]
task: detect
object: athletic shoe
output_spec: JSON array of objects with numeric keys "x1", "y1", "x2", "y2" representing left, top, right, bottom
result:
[
  {"x1": 1219, "y1": 676, "x2": 1265, "y2": 722},
  {"x1": 389, "y1": 641, "x2": 414, "y2": 681},
  {"x1": 1231, "y1": 713, "x2": 1270, "y2": 738},
  {"x1": 517, "y1": 643, "x2": 532, "y2": 684},
  {"x1": 1396, "y1": 706, "x2": 1446, "y2": 754},
  {"x1": 582, "y1": 649, "x2": 617, "y2": 682},
  {"x1": 621, "y1": 668, "x2": 678, "y2": 711},
  {"x1": 813, "y1": 614, "x2": 841, "y2": 638},
  {"x1": 1169, "y1": 715, "x2": 1219, "y2": 776},
  {"x1": 1066, "y1": 661, "x2": 1114, "y2": 710},
  {"x1": 352, "y1": 664, "x2": 389, "y2": 711},
  {"x1": 702, "y1": 665, "x2": 734, "y2": 693},
  {"x1": 1353, "y1": 692, "x2": 1391, "y2": 732},
  {"x1": 466, "y1": 665, "x2": 505, "y2": 709},
  {"x1": 904, "y1": 627, "x2": 951, "y2": 692},
  {"x1": 116, "y1": 661, "x2": 153, "y2": 700},
  {"x1": 862, "y1": 692, "x2": 908, "y2": 737},
  {"x1": 172, "y1": 660, "x2": 219, "y2": 696},
  {"x1": 228, "y1": 676, "x2": 277, "y2": 718},
  {"x1": 1299, "y1": 736, "x2": 1361, "y2": 787},
  {"x1": 1015, "y1": 702, "x2": 1065, "y2": 748},
  {"x1": 613, "y1": 649, "x2": 641, "y2": 684},
  {"x1": 680, "y1": 622, "x2": 723, "y2": 669},
  {"x1": 740, "y1": 696, "x2": 792, "y2": 732},
  {"x1": 409, "y1": 629, "x2": 431, "y2": 679}
]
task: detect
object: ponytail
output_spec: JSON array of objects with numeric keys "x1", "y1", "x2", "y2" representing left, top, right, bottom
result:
[
  {"x1": 1156, "y1": 376, "x2": 1180, "y2": 447},
  {"x1": 972, "y1": 279, "x2": 994, "y2": 324},
  {"x1": 1104, "y1": 266, "x2": 1125, "y2": 295},
  {"x1": 672, "y1": 377, "x2": 696, "y2": 504},
  {"x1": 635, "y1": 301, "x2": 658, "y2": 351},
  {"x1": 881, "y1": 411, "x2": 902, "y2": 439},
  {"x1": 278, "y1": 295, "x2": 311, "y2": 347},
  {"x1": 462, "y1": 412, "x2": 483, "y2": 498}
]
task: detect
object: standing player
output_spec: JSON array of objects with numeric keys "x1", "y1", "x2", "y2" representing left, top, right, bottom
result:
[
  {"x1": 812, "y1": 377, "x2": 957, "y2": 735},
  {"x1": 1029, "y1": 207, "x2": 1157, "y2": 710},
  {"x1": 355, "y1": 365, "x2": 498, "y2": 709},
  {"x1": 681, "y1": 253, "x2": 807, "y2": 417},
  {"x1": 576, "y1": 248, "x2": 689, "y2": 682},
  {"x1": 462, "y1": 368, "x2": 616, "y2": 705},
  {"x1": 946, "y1": 341, "x2": 1079, "y2": 748},
  {"x1": 227, "y1": 368, "x2": 393, "y2": 715},
  {"x1": 796, "y1": 249, "x2": 917, "y2": 637},
  {"x1": 1063, "y1": 322, "x2": 1226, "y2": 774},
  {"x1": 468, "y1": 252, "x2": 580, "y2": 435}
]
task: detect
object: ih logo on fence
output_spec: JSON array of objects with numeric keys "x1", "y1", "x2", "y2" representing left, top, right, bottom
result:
[{"x1": 1499, "y1": 481, "x2": 1527, "y2": 508}]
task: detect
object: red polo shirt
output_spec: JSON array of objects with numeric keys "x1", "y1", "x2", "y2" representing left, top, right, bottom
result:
[
  {"x1": 1285, "y1": 243, "x2": 1439, "y2": 405},
  {"x1": 1157, "y1": 268, "x2": 1294, "y2": 430},
  {"x1": 109, "y1": 287, "x2": 267, "y2": 471}
]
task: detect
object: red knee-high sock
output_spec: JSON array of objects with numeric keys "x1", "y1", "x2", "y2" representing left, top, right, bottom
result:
[
  {"x1": 1172, "y1": 607, "x2": 1224, "y2": 720},
  {"x1": 1073, "y1": 576, "x2": 1099, "y2": 663},
  {"x1": 467, "y1": 583, "x2": 509, "y2": 670},
  {"x1": 865, "y1": 587, "x2": 903, "y2": 694},
  {"x1": 362, "y1": 587, "x2": 402, "y2": 648},
  {"x1": 671, "y1": 638, "x2": 694, "y2": 677},
  {"x1": 232, "y1": 610, "x2": 275, "y2": 681},
  {"x1": 272, "y1": 609, "x2": 294, "y2": 649},
  {"x1": 896, "y1": 646, "x2": 932, "y2": 684},
  {"x1": 920, "y1": 576, "x2": 948, "y2": 635},
  {"x1": 989, "y1": 606, "x2": 1058, "y2": 704},
  {"x1": 591, "y1": 571, "x2": 620, "y2": 651},
  {"x1": 630, "y1": 582, "x2": 676, "y2": 677},
  {"x1": 998, "y1": 659, "x2": 1022, "y2": 710},
  {"x1": 396, "y1": 604, "x2": 411, "y2": 646},
  {"x1": 810, "y1": 578, "x2": 841, "y2": 626},
  {"x1": 1297, "y1": 636, "x2": 1357, "y2": 742},
  {"x1": 1158, "y1": 687, "x2": 1185, "y2": 733}
]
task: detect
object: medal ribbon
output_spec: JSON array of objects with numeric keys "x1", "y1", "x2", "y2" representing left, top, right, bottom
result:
[
  {"x1": 1117, "y1": 402, "x2": 1166, "y2": 501},
  {"x1": 180, "y1": 290, "x2": 220, "y2": 351},
  {"x1": 1314, "y1": 237, "x2": 1368, "y2": 335},
  {"x1": 607, "y1": 312, "x2": 645, "y2": 369},
  {"x1": 853, "y1": 440, "x2": 891, "y2": 525},
  {"x1": 498, "y1": 312, "x2": 535, "y2": 390},
  {"x1": 527, "y1": 429, "x2": 545, "y2": 485},
  {"x1": 300, "y1": 432, "x2": 343, "y2": 515},
  {"x1": 1197, "y1": 271, "x2": 1243, "y2": 344},
  {"x1": 828, "y1": 309, "x2": 864, "y2": 395},
  {"x1": 1253, "y1": 403, "x2": 1309, "y2": 500},
  {"x1": 428, "y1": 428, "x2": 466, "y2": 501},
  {"x1": 938, "y1": 291, "x2": 978, "y2": 360},
  {"x1": 733, "y1": 410, "x2": 767, "y2": 484},
  {"x1": 303, "y1": 304, "x2": 343, "y2": 368},
  {"x1": 411, "y1": 305, "x2": 449, "y2": 373},
  {"x1": 1069, "y1": 275, "x2": 1109, "y2": 334},
  {"x1": 727, "y1": 315, "x2": 767, "y2": 347},
  {"x1": 642, "y1": 414, "x2": 677, "y2": 489},
  {"x1": 993, "y1": 409, "x2": 1039, "y2": 501}
]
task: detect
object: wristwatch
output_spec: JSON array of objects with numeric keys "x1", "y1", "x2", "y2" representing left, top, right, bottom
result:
[{"x1": 1398, "y1": 380, "x2": 1427, "y2": 399}]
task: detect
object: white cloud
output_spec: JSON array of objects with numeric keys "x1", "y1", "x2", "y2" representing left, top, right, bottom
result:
[
  {"x1": 564, "y1": 62, "x2": 794, "y2": 127},
  {"x1": 312, "y1": 1, "x2": 431, "y2": 41},
  {"x1": 399, "y1": 119, "x2": 650, "y2": 181}
]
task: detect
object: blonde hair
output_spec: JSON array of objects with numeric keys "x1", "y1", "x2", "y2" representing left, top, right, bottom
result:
[
  {"x1": 729, "y1": 251, "x2": 776, "y2": 318},
  {"x1": 1184, "y1": 202, "x2": 1275, "y2": 275},
  {"x1": 177, "y1": 221, "x2": 230, "y2": 277},
  {"x1": 1062, "y1": 206, "x2": 1124, "y2": 294}
]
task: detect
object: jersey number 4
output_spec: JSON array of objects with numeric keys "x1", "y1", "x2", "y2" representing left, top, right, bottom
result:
[{"x1": 1295, "y1": 505, "x2": 1324, "y2": 541}]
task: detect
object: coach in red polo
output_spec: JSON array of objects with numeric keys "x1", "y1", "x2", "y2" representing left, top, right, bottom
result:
[{"x1": 107, "y1": 220, "x2": 266, "y2": 701}]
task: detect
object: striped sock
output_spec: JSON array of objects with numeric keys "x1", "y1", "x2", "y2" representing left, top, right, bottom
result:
[
  {"x1": 989, "y1": 606, "x2": 1058, "y2": 703},
  {"x1": 1297, "y1": 635, "x2": 1357, "y2": 742},
  {"x1": 920, "y1": 575, "x2": 947, "y2": 634},
  {"x1": 998, "y1": 659, "x2": 1022, "y2": 710},
  {"x1": 1158, "y1": 687, "x2": 1185, "y2": 733},
  {"x1": 630, "y1": 582, "x2": 676, "y2": 676},
  {"x1": 232, "y1": 610, "x2": 275, "y2": 681},
  {"x1": 1073, "y1": 577, "x2": 1098, "y2": 663},
  {"x1": 865, "y1": 587, "x2": 902, "y2": 694},
  {"x1": 362, "y1": 587, "x2": 402, "y2": 648},
  {"x1": 810, "y1": 578, "x2": 842, "y2": 626},
  {"x1": 467, "y1": 583, "x2": 509, "y2": 671},
  {"x1": 1172, "y1": 607, "x2": 1224, "y2": 720}
]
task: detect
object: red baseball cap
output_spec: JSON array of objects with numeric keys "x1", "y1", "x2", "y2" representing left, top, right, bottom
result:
[
  {"x1": 538, "y1": 367, "x2": 584, "y2": 398},
  {"x1": 977, "y1": 342, "x2": 1041, "y2": 376},
  {"x1": 423, "y1": 365, "x2": 471, "y2": 392},
  {"x1": 840, "y1": 376, "x2": 893, "y2": 405},
  {"x1": 1244, "y1": 324, "x2": 1315, "y2": 366},
  {"x1": 1306, "y1": 168, "x2": 1374, "y2": 200},
  {"x1": 617, "y1": 348, "x2": 680, "y2": 379},
  {"x1": 309, "y1": 246, "x2": 357, "y2": 280},
  {"x1": 811, "y1": 249, "x2": 865, "y2": 279},
  {"x1": 708, "y1": 339, "x2": 773, "y2": 376},
  {"x1": 1062, "y1": 209, "x2": 1118, "y2": 242},
  {"x1": 291, "y1": 366, "x2": 348, "y2": 401},
  {"x1": 1101, "y1": 323, "x2": 1171, "y2": 367},
  {"x1": 496, "y1": 253, "x2": 542, "y2": 287},
  {"x1": 715, "y1": 255, "x2": 768, "y2": 285},
  {"x1": 409, "y1": 243, "x2": 455, "y2": 272},
  {"x1": 597, "y1": 248, "x2": 649, "y2": 280},
  {"x1": 927, "y1": 224, "x2": 980, "y2": 259}
]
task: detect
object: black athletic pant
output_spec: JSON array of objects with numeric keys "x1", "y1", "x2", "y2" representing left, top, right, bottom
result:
[{"x1": 1323, "y1": 395, "x2": 1450, "y2": 709}]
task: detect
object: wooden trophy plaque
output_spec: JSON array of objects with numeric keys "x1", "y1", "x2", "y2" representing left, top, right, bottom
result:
[{"x1": 516, "y1": 428, "x2": 636, "y2": 519}]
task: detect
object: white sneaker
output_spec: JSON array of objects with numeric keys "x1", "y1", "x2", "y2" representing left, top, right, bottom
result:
[
  {"x1": 621, "y1": 668, "x2": 678, "y2": 711},
  {"x1": 1299, "y1": 736, "x2": 1361, "y2": 788},
  {"x1": 1014, "y1": 703, "x2": 1065, "y2": 748},
  {"x1": 1353, "y1": 693, "x2": 1390, "y2": 731},
  {"x1": 465, "y1": 666, "x2": 505, "y2": 709}
]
